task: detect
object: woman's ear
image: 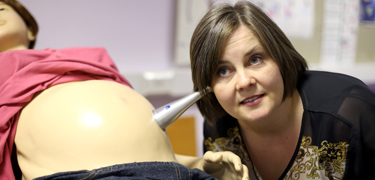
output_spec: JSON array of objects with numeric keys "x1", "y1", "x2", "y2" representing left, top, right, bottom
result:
[{"x1": 27, "y1": 28, "x2": 36, "y2": 41}]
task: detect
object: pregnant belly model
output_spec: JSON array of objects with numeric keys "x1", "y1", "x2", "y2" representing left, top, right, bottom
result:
[{"x1": 15, "y1": 80, "x2": 177, "y2": 180}]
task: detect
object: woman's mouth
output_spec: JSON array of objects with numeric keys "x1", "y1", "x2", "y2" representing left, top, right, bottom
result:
[{"x1": 240, "y1": 94, "x2": 264, "y2": 104}]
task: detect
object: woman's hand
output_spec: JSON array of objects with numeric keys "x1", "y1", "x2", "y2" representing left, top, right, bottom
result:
[{"x1": 200, "y1": 151, "x2": 249, "y2": 180}]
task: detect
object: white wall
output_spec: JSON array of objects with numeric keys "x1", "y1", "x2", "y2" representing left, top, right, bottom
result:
[{"x1": 18, "y1": 0, "x2": 180, "y2": 72}]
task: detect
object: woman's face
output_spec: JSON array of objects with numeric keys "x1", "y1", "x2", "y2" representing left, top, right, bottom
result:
[
  {"x1": 211, "y1": 26, "x2": 284, "y2": 123},
  {"x1": 0, "y1": 2, "x2": 32, "y2": 52}
]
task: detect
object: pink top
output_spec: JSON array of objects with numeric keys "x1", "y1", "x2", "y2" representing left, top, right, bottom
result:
[{"x1": 0, "y1": 47, "x2": 132, "y2": 179}]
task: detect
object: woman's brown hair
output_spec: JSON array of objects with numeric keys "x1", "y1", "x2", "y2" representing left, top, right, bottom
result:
[
  {"x1": 1, "y1": 0, "x2": 38, "y2": 49},
  {"x1": 190, "y1": 1, "x2": 308, "y2": 125}
]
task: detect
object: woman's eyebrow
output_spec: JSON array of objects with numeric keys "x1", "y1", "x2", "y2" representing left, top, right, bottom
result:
[{"x1": 217, "y1": 59, "x2": 230, "y2": 65}]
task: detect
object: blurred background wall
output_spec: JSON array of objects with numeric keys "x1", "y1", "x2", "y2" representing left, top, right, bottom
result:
[{"x1": 18, "y1": 0, "x2": 375, "y2": 157}]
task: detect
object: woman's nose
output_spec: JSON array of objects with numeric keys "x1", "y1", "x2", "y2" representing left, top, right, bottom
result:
[{"x1": 235, "y1": 71, "x2": 255, "y2": 91}]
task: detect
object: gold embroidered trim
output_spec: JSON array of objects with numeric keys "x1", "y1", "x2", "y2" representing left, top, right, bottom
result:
[
  {"x1": 204, "y1": 127, "x2": 250, "y2": 162},
  {"x1": 205, "y1": 128, "x2": 349, "y2": 180},
  {"x1": 285, "y1": 136, "x2": 348, "y2": 180}
]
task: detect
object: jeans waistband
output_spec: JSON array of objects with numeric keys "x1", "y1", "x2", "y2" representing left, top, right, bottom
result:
[{"x1": 34, "y1": 161, "x2": 217, "y2": 180}]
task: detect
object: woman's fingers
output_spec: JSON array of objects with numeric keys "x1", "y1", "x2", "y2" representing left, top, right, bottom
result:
[
  {"x1": 220, "y1": 151, "x2": 243, "y2": 172},
  {"x1": 203, "y1": 151, "x2": 223, "y2": 163},
  {"x1": 201, "y1": 151, "x2": 250, "y2": 180},
  {"x1": 241, "y1": 164, "x2": 249, "y2": 180}
]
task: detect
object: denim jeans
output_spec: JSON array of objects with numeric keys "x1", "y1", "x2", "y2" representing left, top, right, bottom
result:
[{"x1": 34, "y1": 161, "x2": 218, "y2": 180}]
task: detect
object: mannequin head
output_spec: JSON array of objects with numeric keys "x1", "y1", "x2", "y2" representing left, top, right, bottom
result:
[{"x1": 0, "y1": 0, "x2": 38, "y2": 52}]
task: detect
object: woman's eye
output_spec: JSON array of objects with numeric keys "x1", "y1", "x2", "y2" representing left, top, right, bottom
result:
[
  {"x1": 217, "y1": 67, "x2": 230, "y2": 77},
  {"x1": 250, "y1": 56, "x2": 262, "y2": 65}
]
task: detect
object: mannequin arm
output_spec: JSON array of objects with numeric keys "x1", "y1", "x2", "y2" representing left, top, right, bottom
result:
[{"x1": 176, "y1": 151, "x2": 249, "y2": 180}]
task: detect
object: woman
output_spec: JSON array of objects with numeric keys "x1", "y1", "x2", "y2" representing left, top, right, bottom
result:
[
  {"x1": 0, "y1": 0, "x2": 248, "y2": 179},
  {"x1": 190, "y1": 1, "x2": 375, "y2": 179}
]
